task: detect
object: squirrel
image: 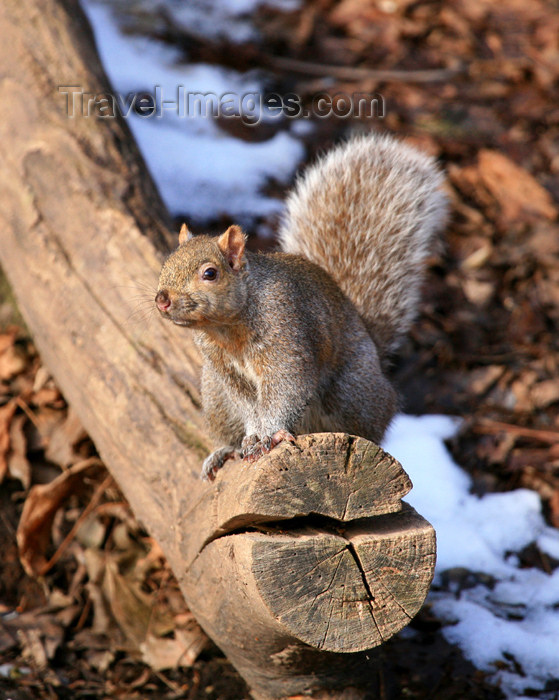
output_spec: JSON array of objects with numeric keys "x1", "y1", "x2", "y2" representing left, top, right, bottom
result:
[{"x1": 155, "y1": 132, "x2": 448, "y2": 481}]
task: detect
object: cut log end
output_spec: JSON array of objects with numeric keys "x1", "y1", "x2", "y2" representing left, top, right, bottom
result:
[
  {"x1": 251, "y1": 504, "x2": 435, "y2": 653},
  {"x1": 186, "y1": 433, "x2": 436, "y2": 693}
]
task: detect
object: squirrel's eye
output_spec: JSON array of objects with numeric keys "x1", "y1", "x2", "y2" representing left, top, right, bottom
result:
[{"x1": 202, "y1": 267, "x2": 218, "y2": 281}]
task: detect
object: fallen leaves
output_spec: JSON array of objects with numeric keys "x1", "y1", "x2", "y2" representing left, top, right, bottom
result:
[
  {"x1": 1, "y1": 604, "x2": 71, "y2": 672},
  {"x1": 478, "y1": 150, "x2": 557, "y2": 223},
  {"x1": 0, "y1": 330, "x2": 28, "y2": 381},
  {"x1": 0, "y1": 332, "x2": 79, "y2": 490},
  {"x1": 13, "y1": 452, "x2": 209, "y2": 672},
  {"x1": 5, "y1": 450, "x2": 209, "y2": 691},
  {"x1": 140, "y1": 622, "x2": 208, "y2": 671},
  {"x1": 451, "y1": 151, "x2": 557, "y2": 230},
  {"x1": 16, "y1": 458, "x2": 104, "y2": 577},
  {"x1": 0, "y1": 323, "x2": 208, "y2": 695},
  {"x1": 0, "y1": 399, "x2": 17, "y2": 482},
  {"x1": 81, "y1": 540, "x2": 207, "y2": 672},
  {"x1": 44, "y1": 407, "x2": 88, "y2": 468},
  {"x1": 6, "y1": 414, "x2": 31, "y2": 489}
]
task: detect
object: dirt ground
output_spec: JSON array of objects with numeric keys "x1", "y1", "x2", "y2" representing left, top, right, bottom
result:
[{"x1": 1, "y1": 0, "x2": 559, "y2": 697}]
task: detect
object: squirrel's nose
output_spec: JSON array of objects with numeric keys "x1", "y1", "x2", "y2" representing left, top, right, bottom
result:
[{"x1": 155, "y1": 289, "x2": 171, "y2": 312}]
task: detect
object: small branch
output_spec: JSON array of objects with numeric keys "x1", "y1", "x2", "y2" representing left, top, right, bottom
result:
[
  {"x1": 39, "y1": 473, "x2": 113, "y2": 576},
  {"x1": 473, "y1": 419, "x2": 559, "y2": 445},
  {"x1": 268, "y1": 56, "x2": 464, "y2": 83}
]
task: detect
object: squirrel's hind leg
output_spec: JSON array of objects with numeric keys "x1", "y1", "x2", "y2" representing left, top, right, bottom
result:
[{"x1": 328, "y1": 339, "x2": 399, "y2": 444}]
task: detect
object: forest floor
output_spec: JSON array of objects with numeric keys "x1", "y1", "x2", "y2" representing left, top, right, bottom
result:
[{"x1": 1, "y1": 0, "x2": 559, "y2": 697}]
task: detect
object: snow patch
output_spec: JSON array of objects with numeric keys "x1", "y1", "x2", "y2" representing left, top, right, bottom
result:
[
  {"x1": 160, "y1": 0, "x2": 300, "y2": 44},
  {"x1": 385, "y1": 414, "x2": 559, "y2": 699},
  {"x1": 80, "y1": 1, "x2": 304, "y2": 225}
]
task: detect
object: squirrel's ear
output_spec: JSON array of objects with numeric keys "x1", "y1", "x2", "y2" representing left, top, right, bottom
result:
[
  {"x1": 217, "y1": 225, "x2": 246, "y2": 271},
  {"x1": 178, "y1": 223, "x2": 193, "y2": 246}
]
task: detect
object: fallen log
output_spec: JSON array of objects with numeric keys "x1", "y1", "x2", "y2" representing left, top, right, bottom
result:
[{"x1": 0, "y1": 0, "x2": 436, "y2": 697}]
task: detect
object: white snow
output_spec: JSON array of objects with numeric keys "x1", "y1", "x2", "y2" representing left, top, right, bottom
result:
[
  {"x1": 158, "y1": 0, "x2": 300, "y2": 44},
  {"x1": 80, "y1": 1, "x2": 305, "y2": 225},
  {"x1": 384, "y1": 415, "x2": 559, "y2": 699}
]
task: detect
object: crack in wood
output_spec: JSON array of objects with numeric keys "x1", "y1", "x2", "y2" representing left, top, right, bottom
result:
[
  {"x1": 318, "y1": 548, "x2": 346, "y2": 650},
  {"x1": 345, "y1": 541, "x2": 386, "y2": 642},
  {"x1": 341, "y1": 435, "x2": 355, "y2": 521},
  {"x1": 366, "y1": 567, "x2": 413, "y2": 623}
]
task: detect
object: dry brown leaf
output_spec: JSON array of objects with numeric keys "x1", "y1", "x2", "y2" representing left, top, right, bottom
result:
[
  {"x1": 84, "y1": 647, "x2": 115, "y2": 673},
  {"x1": 18, "y1": 627, "x2": 49, "y2": 669},
  {"x1": 101, "y1": 556, "x2": 165, "y2": 648},
  {"x1": 0, "y1": 332, "x2": 15, "y2": 355},
  {"x1": 140, "y1": 622, "x2": 208, "y2": 670},
  {"x1": 85, "y1": 574, "x2": 118, "y2": 638},
  {"x1": 7, "y1": 413, "x2": 31, "y2": 489},
  {"x1": 531, "y1": 380, "x2": 559, "y2": 409},
  {"x1": 510, "y1": 371, "x2": 539, "y2": 412},
  {"x1": 478, "y1": 150, "x2": 557, "y2": 224},
  {"x1": 72, "y1": 629, "x2": 116, "y2": 672},
  {"x1": 0, "y1": 399, "x2": 17, "y2": 483},
  {"x1": 526, "y1": 223, "x2": 559, "y2": 263},
  {"x1": 32, "y1": 365, "x2": 51, "y2": 393},
  {"x1": 0, "y1": 331, "x2": 27, "y2": 380},
  {"x1": 461, "y1": 276, "x2": 495, "y2": 306},
  {"x1": 24, "y1": 405, "x2": 67, "y2": 454},
  {"x1": 32, "y1": 387, "x2": 62, "y2": 407},
  {"x1": 76, "y1": 514, "x2": 107, "y2": 549},
  {"x1": 448, "y1": 163, "x2": 492, "y2": 208},
  {"x1": 82, "y1": 542, "x2": 194, "y2": 667},
  {"x1": 469, "y1": 366, "x2": 506, "y2": 396},
  {"x1": 3, "y1": 609, "x2": 66, "y2": 669},
  {"x1": 16, "y1": 458, "x2": 104, "y2": 576},
  {"x1": 45, "y1": 407, "x2": 87, "y2": 468},
  {"x1": 460, "y1": 242, "x2": 494, "y2": 270}
]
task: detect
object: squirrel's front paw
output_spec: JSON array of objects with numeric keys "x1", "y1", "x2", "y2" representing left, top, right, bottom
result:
[
  {"x1": 241, "y1": 434, "x2": 271, "y2": 463},
  {"x1": 200, "y1": 446, "x2": 239, "y2": 482},
  {"x1": 241, "y1": 430, "x2": 296, "y2": 463}
]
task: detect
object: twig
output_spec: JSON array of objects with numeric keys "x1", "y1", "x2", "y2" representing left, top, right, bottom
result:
[
  {"x1": 15, "y1": 396, "x2": 40, "y2": 429},
  {"x1": 473, "y1": 419, "x2": 559, "y2": 444},
  {"x1": 269, "y1": 56, "x2": 464, "y2": 83},
  {"x1": 39, "y1": 473, "x2": 114, "y2": 576},
  {"x1": 74, "y1": 595, "x2": 92, "y2": 632}
]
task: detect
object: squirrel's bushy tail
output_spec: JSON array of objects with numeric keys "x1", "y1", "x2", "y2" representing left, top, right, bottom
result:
[{"x1": 278, "y1": 133, "x2": 448, "y2": 357}]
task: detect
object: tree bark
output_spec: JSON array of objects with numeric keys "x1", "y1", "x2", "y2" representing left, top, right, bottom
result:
[{"x1": 0, "y1": 1, "x2": 436, "y2": 698}]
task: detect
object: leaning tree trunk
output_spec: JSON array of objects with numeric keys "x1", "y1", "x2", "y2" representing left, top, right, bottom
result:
[{"x1": 0, "y1": 1, "x2": 436, "y2": 698}]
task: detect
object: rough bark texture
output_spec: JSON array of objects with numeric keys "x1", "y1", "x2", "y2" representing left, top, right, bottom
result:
[{"x1": 0, "y1": 1, "x2": 436, "y2": 697}]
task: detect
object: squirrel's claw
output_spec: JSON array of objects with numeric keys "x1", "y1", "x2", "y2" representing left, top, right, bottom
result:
[
  {"x1": 241, "y1": 434, "x2": 272, "y2": 463},
  {"x1": 271, "y1": 429, "x2": 297, "y2": 448},
  {"x1": 241, "y1": 430, "x2": 296, "y2": 463},
  {"x1": 200, "y1": 446, "x2": 239, "y2": 481}
]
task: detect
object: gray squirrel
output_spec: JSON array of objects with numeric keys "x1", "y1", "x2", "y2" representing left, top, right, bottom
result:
[{"x1": 155, "y1": 133, "x2": 448, "y2": 480}]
